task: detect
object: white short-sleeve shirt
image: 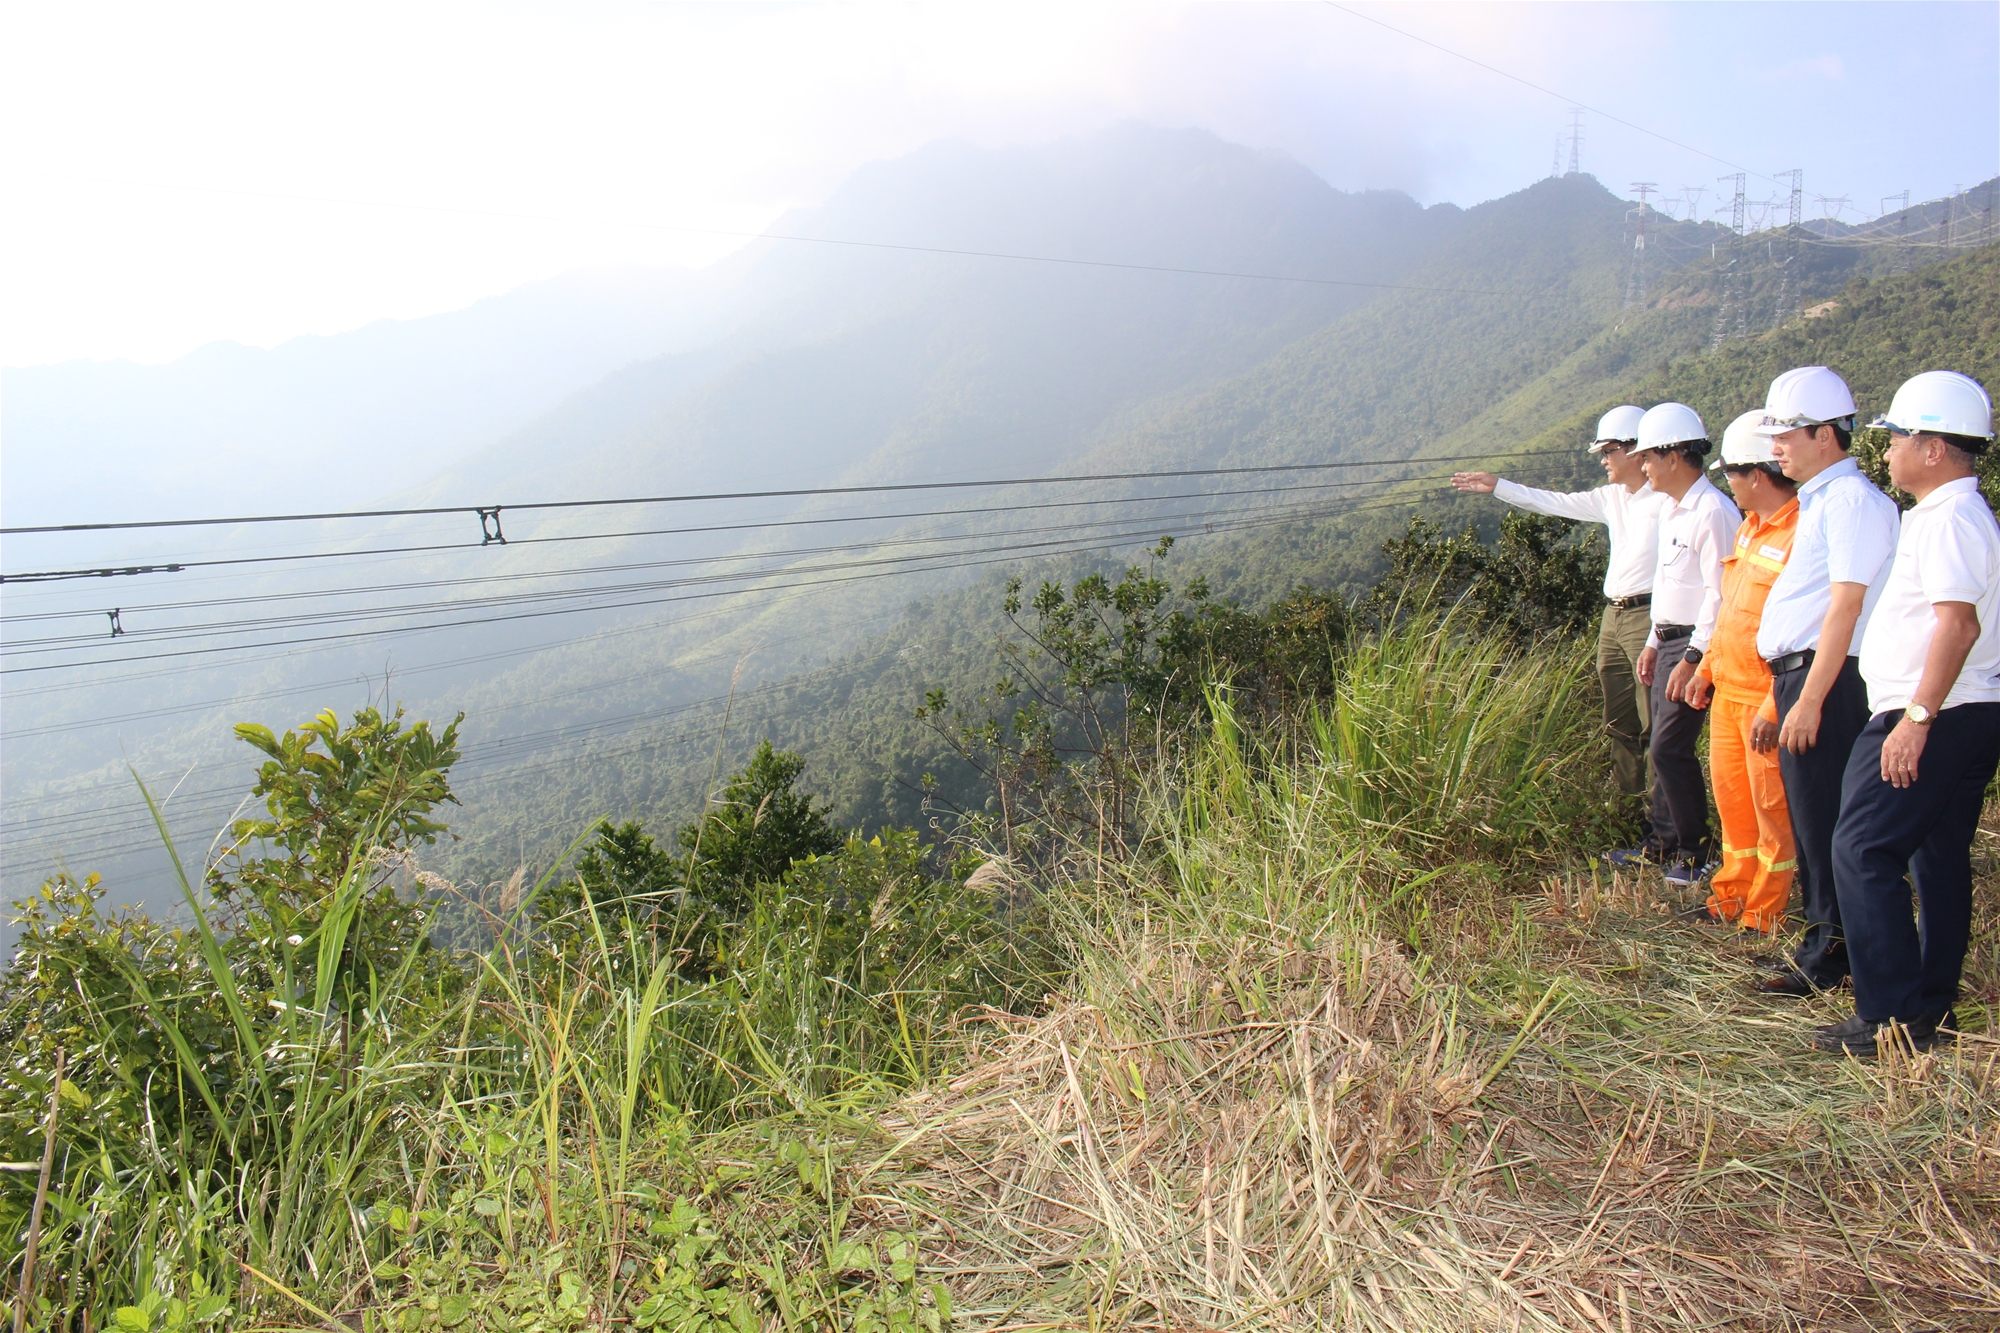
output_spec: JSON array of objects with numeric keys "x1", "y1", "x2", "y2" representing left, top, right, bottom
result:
[
  {"x1": 1756, "y1": 457, "x2": 1900, "y2": 659},
  {"x1": 1858, "y1": 476, "x2": 2000, "y2": 715}
]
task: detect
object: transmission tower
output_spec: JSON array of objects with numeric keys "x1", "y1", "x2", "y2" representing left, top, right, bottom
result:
[
  {"x1": 1681, "y1": 185, "x2": 1705, "y2": 222},
  {"x1": 1814, "y1": 194, "x2": 1852, "y2": 222},
  {"x1": 1883, "y1": 189, "x2": 1912, "y2": 274},
  {"x1": 1551, "y1": 137, "x2": 1563, "y2": 180},
  {"x1": 1566, "y1": 108, "x2": 1584, "y2": 176},
  {"x1": 1775, "y1": 169, "x2": 1803, "y2": 229},
  {"x1": 1624, "y1": 183, "x2": 1658, "y2": 308},
  {"x1": 1718, "y1": 172, "x2": 1747, "y2": 234}
]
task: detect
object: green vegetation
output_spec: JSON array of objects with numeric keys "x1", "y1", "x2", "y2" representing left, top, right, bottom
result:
[{"x1": 9, "y1": 577, "x2": 1996, "y2": 1329}]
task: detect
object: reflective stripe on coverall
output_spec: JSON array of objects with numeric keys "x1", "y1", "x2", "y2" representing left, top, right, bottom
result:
[{"x1": 1698, "y1": 499, "x2": 1800, "y2": 931}]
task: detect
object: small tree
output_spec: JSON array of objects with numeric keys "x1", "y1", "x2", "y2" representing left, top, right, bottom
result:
[{"x1": 1362, "y1": 512, "x2": 1607, "y2": 644}]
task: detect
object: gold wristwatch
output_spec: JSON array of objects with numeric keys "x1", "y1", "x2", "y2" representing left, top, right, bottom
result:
[{"x1": 1906, "y1": 703, "x2": 1936, "y2": 725}]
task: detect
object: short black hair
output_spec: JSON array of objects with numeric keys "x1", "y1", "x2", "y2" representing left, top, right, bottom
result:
[
  {"x1": 1828, "y1": 421, "x2": 1852, "y2": 451},
  {"x1": 1728, "y1": 460, "x2": 1796, "y2": 488},
  {"x1": 1672, "y1": 439, "x2": 1711, "y2": 466}
]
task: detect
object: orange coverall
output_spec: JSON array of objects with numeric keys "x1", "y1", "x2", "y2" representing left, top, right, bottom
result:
[{"x1": 1695, "y1": 497, "x2": 1800, "y2": 931}]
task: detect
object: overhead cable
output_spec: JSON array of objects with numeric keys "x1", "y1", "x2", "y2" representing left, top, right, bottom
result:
[{"x1": 0, "y1": 450, "x2": 1572, "y2": 539}]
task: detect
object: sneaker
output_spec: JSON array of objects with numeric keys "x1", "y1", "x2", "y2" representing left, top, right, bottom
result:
[
  {"x1": 1602, "y1": 846, "x2": 1654, "y2": 869},
  {"x1": 1809, "y1": 1011, "x2": 1955, "y2": 1056},
  {"x1": 1663, "y1": 859, "x2": 1720, "y2": 888}
]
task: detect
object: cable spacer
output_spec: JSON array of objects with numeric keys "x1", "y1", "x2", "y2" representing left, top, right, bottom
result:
[
  {"x1": 108, "y1": 609, "x2": 125, "y2": 638},
  {"x1": 478, "y1": 507, "x2": 507, "y2": 545}
]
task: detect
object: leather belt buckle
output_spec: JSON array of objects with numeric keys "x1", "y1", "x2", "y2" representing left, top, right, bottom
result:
[
  {"x1": 1654, "y1": 623, "x2": 1695, "y2": 640},
  {"x1": 1606, "y1": 593, "x2": 1652, "y2": 610}
]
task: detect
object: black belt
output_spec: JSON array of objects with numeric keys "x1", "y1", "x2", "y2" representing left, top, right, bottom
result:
[
  {"x1": 1654, "y1": 623, "x2": 1694, "y2": 640},
  {"x1": 1605, "y1": 593, "x2": 1652, "y2": 610},
  {"x1": 1767, "y1": 649, "x2": 1816, "y2": 675}
]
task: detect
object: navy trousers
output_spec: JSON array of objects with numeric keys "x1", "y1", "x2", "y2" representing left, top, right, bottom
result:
[
  {"x1": 1648, "y1": 632, "x2": 1712, "y2": 864},
  {"x1": 1833, "y1": 702, "x2": 2000, "y2": 1022},
  {"x1": 1772, "y1": 656, "x2": 1870, "y2": 985}
]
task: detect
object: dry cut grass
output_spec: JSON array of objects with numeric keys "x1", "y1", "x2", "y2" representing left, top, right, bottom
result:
[{"x1": 853, "y1": 753, "x2": 2000, "y2": 1332}]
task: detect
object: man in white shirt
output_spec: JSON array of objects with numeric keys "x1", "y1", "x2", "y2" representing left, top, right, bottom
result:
[
  {"x1": 1748, "y1": 367, "x2": 1901, "y2": 999},
  {"x1": 1633, "y1": 403, "x2": 1741, "y2": 885},
  {"x1": 1452, "y1": 406, "x2": 1665, "y2": 849},
  {"x1": 1814, "y1": 372, "x2": 2000, "y2": 1055}
]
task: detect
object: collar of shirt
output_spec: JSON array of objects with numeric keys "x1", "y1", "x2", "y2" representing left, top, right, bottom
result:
[
  {"x1": 1911, "y1": 474, "x2": 1980, "y2": 512},
  {"x1": 1797, "y1": 455, "x2": 1861, "y2": 500},
  {"x1": 1740, "y1": 495, "x2": 1800, "y2": 539},
  {"x1": 1671, "y1": 474, "x2": 1725, "y2": 512}
]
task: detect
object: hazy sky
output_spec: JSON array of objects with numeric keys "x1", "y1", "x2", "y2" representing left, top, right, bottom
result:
[{"x1": 5, "y1": 1, "x2": 1995, "y2": 368}]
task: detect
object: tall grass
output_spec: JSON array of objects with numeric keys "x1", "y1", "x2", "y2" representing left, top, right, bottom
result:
[{"x1": 1, "y1": 815, "x2": 1033, "y2": 1327}]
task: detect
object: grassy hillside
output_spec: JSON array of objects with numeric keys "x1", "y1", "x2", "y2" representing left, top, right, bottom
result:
[{"x1": 9, "y1": 617, "x2": 1995, "y2": 1331}]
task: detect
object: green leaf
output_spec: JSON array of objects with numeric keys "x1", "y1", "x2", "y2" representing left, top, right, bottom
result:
[
  {"x1": 438, "y1": 1295, "x2": 473, "y2": 1328},
  {"x1": 473, "y1": 1196, "x2": 502, "y2": 1217},
  {"x1": 829, "y1": 1239, "x2": 875, "y2": 1274},
  {"x1": 114, "y1": 1309, "x2": 151, "y2": 1333},
  {"x1": 57, "y1": 1078, "x2": 90, "y2": 1109}
]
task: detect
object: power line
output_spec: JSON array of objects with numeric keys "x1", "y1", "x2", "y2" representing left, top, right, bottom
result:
[
  {"x1": 4, "y1": 501, "x2": 1311, "y2": 650},
  {"x1": 0, "y1": 487, "x2": 1413, "y2": 672},
  {"x1": 1, "y1": 451, "x2": 1568, "y2": 540},
  {"x1": 1321, "y1": 3, "x2": 1778, "y2": 185},
  {"x1": 1, "y1": 462, "x2": 1528, "y2": 589},
  {"x1": 5, "y1": 459, "x2": 1583, "y2": 671}
]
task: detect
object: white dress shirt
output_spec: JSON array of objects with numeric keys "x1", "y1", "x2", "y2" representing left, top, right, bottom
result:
[
  {"x1": 1859, "y1": 476, "x2": 2000, "y2": 715},
  {"x1": 1755, "y1": 456, "x2": 1901, "y2": 660},
  {"x1": 1645, "y1": 474, "x2": 1741, "y2": 650},
  {"x1": 1492, "y1": 478, "x2": 1665, "y2": 599}
]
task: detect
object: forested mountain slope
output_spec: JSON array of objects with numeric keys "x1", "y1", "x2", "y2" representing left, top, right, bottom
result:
[
  {"x1": 5, "y1": 126, "x2": 1989, "y2": 919},
  {"x1": 433, "y1": 232, "x2": 2000, "y2": 884}
]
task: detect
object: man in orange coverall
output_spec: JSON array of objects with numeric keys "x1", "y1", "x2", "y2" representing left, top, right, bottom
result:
[{"x1": 1683, "y1": 410, "x2": 1801, "y2": 929}]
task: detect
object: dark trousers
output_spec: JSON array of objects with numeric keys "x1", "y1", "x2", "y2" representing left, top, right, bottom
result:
[
  {"x1": 1771, "y1": 655, "x2": 1870, "y2": 985},
  {"x1": 1834, "y1": 703, "x2": 2000, "y2": 1022},
  {"x1": 1598, "y1": 605, "x2": 1654, "y2": 802},
  {"x1": 1648, "y1": 632, "x2": 1712, "y2": 863}
]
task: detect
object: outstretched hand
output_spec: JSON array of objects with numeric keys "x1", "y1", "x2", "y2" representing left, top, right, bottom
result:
[{"x1": 1451, "y1": 472, "x2": 1499, "y2": 494}]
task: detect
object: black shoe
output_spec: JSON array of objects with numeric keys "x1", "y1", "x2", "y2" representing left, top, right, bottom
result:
[
  {"x1": 1749, "y1": 953, "x2": 1794, "y2": 974},
  {"x1": 1602, "y1": 846, "x2": 1654, "y2": 869},
  {"x1": 1674, "y1": 902, "x2": 1727, "y2": 925},
  {"x1": 1810, "y1": 1012, "x2": 1955, "y2": 1056},
  {"x1": 1810, "y1": 1015, "x2": 1881, "y2": 1054},
  {"x1": 1755, "y1": 971, "x2": 1824, "y2": 999}
]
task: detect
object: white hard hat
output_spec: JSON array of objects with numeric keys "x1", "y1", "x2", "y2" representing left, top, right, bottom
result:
[
  {"x1": 1710, "y1": 409, "x2": 1781, "y2": 470},
  {"x1": 1634, "y1": 402, "x2": 1708, "y2": 453},
  {"x1": 1752, "y1": 366, "x2": 1858, "y2": 436},
  {"x1": 1868, "y1": 370, "x2": 1994, "y2": 441},
  {"x1": 1588, "y1": 405, "x2": 1646, "y2": 453}
]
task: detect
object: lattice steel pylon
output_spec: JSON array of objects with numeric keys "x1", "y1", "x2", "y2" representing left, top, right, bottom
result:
[
  {"x1": 1566, "y1": 108, "x2": 1584, "y2": 176},
  {"x1": 1718, "y1": 173, "x2": 1747, "y2": 234},
  {"x1": 1776, "y1": 169, "x2": 1803, "y2": 229},
  {"x1": 1624, "y1": 183, "x2": 1658, "y2": 308}
]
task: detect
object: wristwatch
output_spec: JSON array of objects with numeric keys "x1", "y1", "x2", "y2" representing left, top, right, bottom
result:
[
  {"x1": 1682, "y1": 647, "x2": 1704, "y2": 665},
  {"x1": 1906, "y1": 703, "x2": 1936, "y2": 725}
]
